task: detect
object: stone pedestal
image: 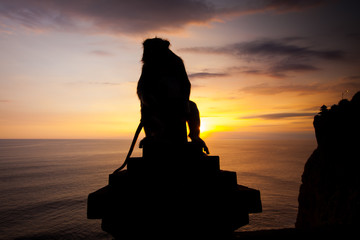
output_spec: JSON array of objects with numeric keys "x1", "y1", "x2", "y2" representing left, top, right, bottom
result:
[{"x1": 88, "y1": 142, "x2": 262, "y2": 238}]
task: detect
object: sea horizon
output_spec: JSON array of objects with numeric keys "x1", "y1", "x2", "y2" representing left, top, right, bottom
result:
[{"x1": 0, "y1": 138, "x2": 317, "y2": 239}]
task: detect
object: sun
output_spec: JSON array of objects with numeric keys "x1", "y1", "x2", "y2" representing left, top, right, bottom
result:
[
  {"x1": 200, "y1": 118, "x2": 214, "y2": 138},
  {"x1": 200, "y1": 122, "x2": 207, "y2": 133},
  {"x1": 187, "y1": 117, "x2": 216, "y2": 139},
  {"x1": 200, "y1": 118, "x2": 208, "y2": 133}
]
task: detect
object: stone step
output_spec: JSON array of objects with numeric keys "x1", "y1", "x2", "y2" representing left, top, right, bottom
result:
[
  {"x1": 126, "y1": 155, "x2": 220, "y2": 173},
  {"x1": 236, "y1": 185, "x2": 262, "y2": 213},
  {"x1": 88, "y1": 182, "x2": 261, "y2": 220},
  {"x1": 108, "y1": 167, "x2": 237, "y2": 190}
]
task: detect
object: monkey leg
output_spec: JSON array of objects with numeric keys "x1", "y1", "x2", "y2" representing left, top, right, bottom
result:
[{"x1": 141, "y1": 103, "x2": 188, "y2": 144}]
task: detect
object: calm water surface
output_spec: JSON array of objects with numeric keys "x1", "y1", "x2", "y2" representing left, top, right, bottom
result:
[{"x1": 0, "y1": 139, "x2": 316, "y2": 239}]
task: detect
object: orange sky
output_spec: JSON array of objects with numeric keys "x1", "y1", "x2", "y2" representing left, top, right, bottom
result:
[{"x1": 0, "y1": 0, "x2": 359, "y2": 139}]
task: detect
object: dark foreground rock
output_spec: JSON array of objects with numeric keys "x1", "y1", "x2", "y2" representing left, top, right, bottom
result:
[{"x1": 296, "y1": 91, "x2": 360, "y2": 229}]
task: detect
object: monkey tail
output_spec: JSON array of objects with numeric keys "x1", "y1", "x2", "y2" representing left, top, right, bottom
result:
[{"x1": 113, "y1": 120, "x2": 143, "y2": 173}]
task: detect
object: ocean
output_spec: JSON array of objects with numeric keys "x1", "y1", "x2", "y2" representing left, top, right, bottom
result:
[{"x1": 0, "y1": 138, "x2": 317, "y2": 239}]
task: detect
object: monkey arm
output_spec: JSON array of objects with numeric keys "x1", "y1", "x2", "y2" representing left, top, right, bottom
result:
[
  {"x1": 187, "y1": 101, "x2": 209, "y2": 154},
  {"x1": 187, "y1": 101, "x2": 200, "y2": 138}
]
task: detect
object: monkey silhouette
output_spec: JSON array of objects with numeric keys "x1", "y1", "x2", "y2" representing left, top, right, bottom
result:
[{"x1": 137, "y1": 38, "x2": 209, "y2": 154}]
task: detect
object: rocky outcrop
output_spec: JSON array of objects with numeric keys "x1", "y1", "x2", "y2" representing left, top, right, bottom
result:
[{"x1": 296, "y1": 91, "x2": 360, "y2": 229}]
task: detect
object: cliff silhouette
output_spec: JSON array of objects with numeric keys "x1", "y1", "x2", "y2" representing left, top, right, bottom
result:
[{"x1": 296, "y1": 91, "x2": 360, "y2": 229}]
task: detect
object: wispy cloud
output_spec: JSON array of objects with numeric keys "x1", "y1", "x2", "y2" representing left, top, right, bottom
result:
[
  {"x1": 0, "y1": 0, "x2": 330, "y2": 35},
  {"x1": 239, "y1": 76, "x2": 360, "y2": 96},
  {"x1": 90, "y1": 50, "x2": 114, "y2": 57},
  {"x1": 68, "y1": 81, "x2": 122, "y2": 86},
  {"x1": 180, "y1": 38, "x2": 344, "y2": 60},
  {"x1": 260, "y1": 0, "x2": 329, "y2": 12},
  {"x1": 336, "y1": 76, "x2": 360, "y2": 92},
  {"x1": 341, "y1": 75, "x2": 360, "y2": 82},
  {"x1": 181, "y1": 38, "x2": 345, "y2": 78},
  {"x1": 232, "y1": 39, "x2": 343, "y2": 61},
  {"x1": 188, "y1": 72, "x2": 228, "y2": 79},
  {"x1": 267, "y1": 62, "x2": 320, "y2": 78},
  {"x1": 89, "y1": 81, "x2": 122, "y2": 86},
  {"x1": 239, "y1": 83, "x2": 321, "y2": 95},
  {"x1": 242, "y1": 112, "x2": 315, "y2": 120}
]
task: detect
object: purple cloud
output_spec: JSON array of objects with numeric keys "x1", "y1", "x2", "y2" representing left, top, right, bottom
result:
[
  {"x1": 0, "y1": 0, "x2": 329, "y2": 35},
  {"x1": 181, "y1": 38, "x2": 344, "y2": 60},
  {"x1": 181, "y1": 38, "x2": 345, "y2": 78},
  {"x1": 239, "y1": 76, "x2": 360, "y2": 96}
]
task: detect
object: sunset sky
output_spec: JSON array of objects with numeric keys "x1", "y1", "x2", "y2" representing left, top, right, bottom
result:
[{"x1": 0, "y1": 0, "x2": 359, "y2": 139}]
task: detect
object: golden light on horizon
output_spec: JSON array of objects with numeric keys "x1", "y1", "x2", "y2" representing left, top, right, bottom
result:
[{"x1": 199, "y1": 116, "x2": 235, "y2": 139}]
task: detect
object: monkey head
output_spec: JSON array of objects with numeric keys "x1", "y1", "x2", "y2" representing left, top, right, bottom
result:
[{"x1": 142, "y1": 38, "x2": 170, "y2": 64}]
